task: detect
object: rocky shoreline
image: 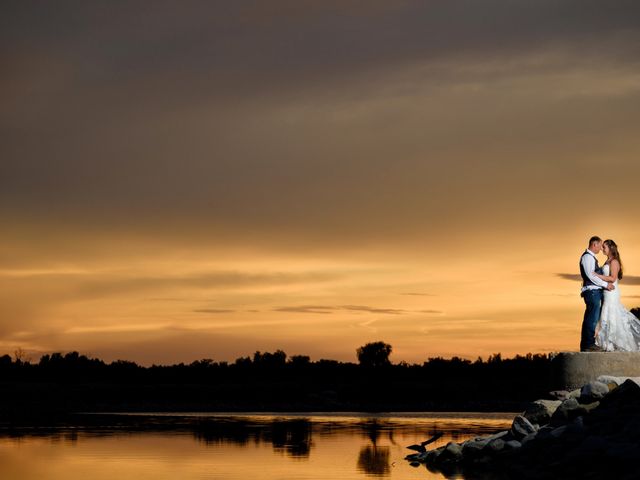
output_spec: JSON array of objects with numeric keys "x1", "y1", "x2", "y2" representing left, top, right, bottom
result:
[{"x1": 406, "y1": 375, "x2": 640, "y2": 479}]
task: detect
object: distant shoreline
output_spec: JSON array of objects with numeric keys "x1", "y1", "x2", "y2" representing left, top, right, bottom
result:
[{"x1": 0, "y1": 351, "x2": 551, "y2": 425}]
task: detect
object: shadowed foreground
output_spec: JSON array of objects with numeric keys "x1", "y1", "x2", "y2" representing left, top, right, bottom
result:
[{"x1": 413, "y1": 377, "x2": 640, "y2": 479}]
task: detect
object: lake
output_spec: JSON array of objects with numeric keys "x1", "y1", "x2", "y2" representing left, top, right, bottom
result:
[{"x1": 0, "y1": 412, "x2": 515, "y2": 480}]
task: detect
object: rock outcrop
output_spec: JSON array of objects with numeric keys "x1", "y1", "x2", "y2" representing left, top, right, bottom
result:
[{"x1": 406, "y1": 375, "x2": 640, "y2": 479}]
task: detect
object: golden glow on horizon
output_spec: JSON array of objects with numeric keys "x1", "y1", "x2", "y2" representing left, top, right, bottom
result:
[{"x1": 3, "y1": 229, "x2": 640, "y2": 365}]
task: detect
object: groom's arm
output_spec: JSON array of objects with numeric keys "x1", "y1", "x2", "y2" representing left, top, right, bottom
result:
[{"x1": 581, "y1": 255, "x2": 609, "y2": 288}]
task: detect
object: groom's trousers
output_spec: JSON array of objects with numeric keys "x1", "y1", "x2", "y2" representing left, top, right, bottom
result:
[{"x1": 580, "y1": 289, "x2": 603, "y2": 351}]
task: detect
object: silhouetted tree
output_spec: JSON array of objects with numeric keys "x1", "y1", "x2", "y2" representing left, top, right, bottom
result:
[
  {"x1": 253, "y1": 350, "x2": 287, "y2": 367},
  {"x1": 234, "y1": 356, "x2": 252, "y2": 367},
  {"x1": 356, "y1": 341, "x2": 392, "y2": 367},
  {"x1": 289, "y1": 355, "x2": 311, "y2": 367},
  {"x1": 0, "y1": 354, "x2": 11, "y2": 367},
  {"x1": 488, "y1": 353, "x2": 502, "y2": 364}
]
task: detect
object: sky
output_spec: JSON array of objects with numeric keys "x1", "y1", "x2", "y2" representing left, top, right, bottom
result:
[{"x1": 2, "y1": 1, "x2": 640, "y2": 365}]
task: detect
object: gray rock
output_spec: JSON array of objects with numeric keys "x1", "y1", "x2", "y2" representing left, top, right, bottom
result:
[
  {"x1": 425, "y1": 446, "x2": 443, "y2": 464},
  {"x1": 461, "y1": 438, "x2": 489, "y2": 456},
  {"x1": 523, "y1": 399, "x2": 562, "y2": 425},
  {"x1": 438, "y1": 442, "x2": 463, "y2": 463},
  {"x1": 597, "y1": 375, "x2": 640, "y2": 387},
  {"x1": 504, "y1": 440, "x2": 522, "y2": 450},
  {"x1": 485, "y1": 430, "x2": 510, "y2": 442},
  {"x1": 535, "y1": 425, "x2": 555, "y2": 441},
  {"x1": 444, "y1": 442, "x2": 462, "y2": 455},
  {"x1": 599, "y1": 379, "x2": 640, "y2": 410},
  {"x1": 580, "y1": 401, "x2": 600, "y2": 413},
  {"x1": 550, "y1": 397, "x2": 582, "y2": 425},
  {"x1": 485, "y1": 438, "x2": 505, "y2": 453},
  {"x1": 580, "y1": 380, "x2": 610, "y2": 403},
  {"x1": 520, "y1": 432, "x2": 537, "y2": 446},
  {"x1": 511, "y1": 415, "x2": 537, "y2": 440},
  {"x1": 568, "y1": 388, "x2": 581, "y2": 399},
  {"x1": 549, "y1": 390, "x2": 571, "y2": 401}
]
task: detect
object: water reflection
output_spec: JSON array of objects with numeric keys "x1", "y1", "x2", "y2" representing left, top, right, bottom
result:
[
  {"x1": 0, "y1": 413, "x2": 514, "y2": 480},
  {"x1": 357, "y1": 445, "x2": 390, "y2": 476},
  {"x1": 194, "y1": 418, "x2": 312, "y2": 458}
]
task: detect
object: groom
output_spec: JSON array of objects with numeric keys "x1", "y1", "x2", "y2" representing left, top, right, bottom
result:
[{"x1": 579, "y1": 236, "x2": 615, "y2": 352}]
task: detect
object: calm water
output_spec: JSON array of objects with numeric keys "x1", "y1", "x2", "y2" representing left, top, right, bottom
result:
[{"x1": 0, "y1": 412, "x2": 514, "y2": 480}]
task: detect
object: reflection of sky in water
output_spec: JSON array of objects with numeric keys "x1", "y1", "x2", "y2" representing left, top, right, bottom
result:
[{"x1": 0, "y1": 413, "x2": 514, "y2": 480}]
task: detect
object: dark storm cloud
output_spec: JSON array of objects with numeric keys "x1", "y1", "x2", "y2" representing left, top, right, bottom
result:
[
  {"x1": 2, "y1": 0, "x2": 640, "y2": 244},
  {"x1": 3, "y1": 0, "x2": 640, "y2": 104}
]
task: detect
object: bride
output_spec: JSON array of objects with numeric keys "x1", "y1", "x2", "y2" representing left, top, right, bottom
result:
[{"x1": 594, "y1": 239, "x2": 640, "y2": 351}]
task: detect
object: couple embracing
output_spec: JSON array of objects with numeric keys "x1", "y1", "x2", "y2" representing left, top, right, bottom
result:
[{"x1": 580, "y1": 236, "x2": 640, "y2": 352}]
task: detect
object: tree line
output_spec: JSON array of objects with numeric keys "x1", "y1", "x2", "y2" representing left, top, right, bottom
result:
[
  {"x1": 0, "y1": 341, "x2": 554, "y2": 416},
  {"x1": 0, "y1": 341, "x2": 550, "y2": 386}
]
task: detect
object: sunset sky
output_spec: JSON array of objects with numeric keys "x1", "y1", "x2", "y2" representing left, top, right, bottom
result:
[{"x1": 2, "y1": 1, "x2": 640, "y2": 365}]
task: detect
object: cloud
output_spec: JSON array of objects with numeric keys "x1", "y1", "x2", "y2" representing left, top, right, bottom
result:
[
  {"x1": 65, "y1": 324, "x2": 172, "y2": 334},
  {"x1": 273, "y1": 305, "x2": 335, "y2": 314},
  {"x1": 3, "y1": 0, "x2": 640, "y2": 237},
  {"x1": 273, "y1": 304, "x2": 440, "y2": 315},
  {"x1": 340, "y1": 305, "x2": 408, "y2": 315},
  {"x1": 0, "y1": 269, "x2": 347, "y2": 301},
  {"x1": 193, "y1": 309, "x2": 235, "y2": 314}
]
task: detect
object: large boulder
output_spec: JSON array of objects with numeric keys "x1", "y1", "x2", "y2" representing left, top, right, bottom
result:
[
  {"x1": 598, "y1": 379, "x2": 640, "y2": 412},
  {"x1": 579, "y1": 380, "x2": 610, "y2": 403},
  {"x1": 437, "y1": 442, "x2": 463, "y2": 464},
  {"x1": 550, "y1": 398, "x2": 588, "y2": 426},
  {"x1": 461, "y1": 438, "x2": 489, "y2": 457},
  {"x1": 485, "y1": 438, "x2": 505, "y2": 453},
  {"x1": 523, "y1": 399, "x2": 562, "y2": 425},
  {"x1": 510, "y1": 415, "x2": 537, "y2": 440},
  {"x1": 425, "y1": 447, "x2": 443, "y2": 464},
  {"x1": 504, "y1": 440, "x2": 522, "y2": 450}
]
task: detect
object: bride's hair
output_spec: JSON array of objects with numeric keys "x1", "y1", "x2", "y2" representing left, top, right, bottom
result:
[{"x1": 604, "y1": 239, "x2": 624, "y2": 280}]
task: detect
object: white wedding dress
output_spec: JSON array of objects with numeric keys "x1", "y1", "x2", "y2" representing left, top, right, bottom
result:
[{"x1": 595, "y1": 264, "x2": 640, "y2": 351}]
